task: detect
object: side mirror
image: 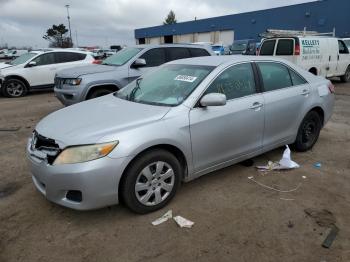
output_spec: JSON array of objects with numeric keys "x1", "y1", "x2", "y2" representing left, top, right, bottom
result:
[
  {"x1": 200, "y1": 93, "x2": 226, "y2": 107},
  {"x1": 27, "y1": 61, "x2": 37, "y2": 67},
  {"x1": 132, "y1": 58, "x2": 146, "y2": 68}
]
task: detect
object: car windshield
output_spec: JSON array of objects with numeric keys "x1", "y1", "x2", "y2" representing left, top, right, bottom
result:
[
  {"x1": 102, "y1": 47, "x2": 142, "y2": 66},
  {"x1": 115, "y1": 64, "x2": 214, "y2": 106},
  {"x1": 231, "y1": 42, "x2": 248, "y2": 51},
  {"x1": 9, "y1": 52, "x2": 37, "y2": 66}
]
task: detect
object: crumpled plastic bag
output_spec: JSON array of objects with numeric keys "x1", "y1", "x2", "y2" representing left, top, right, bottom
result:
[
  {"x1": 151, "y1": 210, "x2": 172, "y2": 226},
  {"x1": 173, "y1": 216, "x2": 194, "y2": 228},
  {"x1": 257, "y1": 145, "x2": 300, "y2": 170}
]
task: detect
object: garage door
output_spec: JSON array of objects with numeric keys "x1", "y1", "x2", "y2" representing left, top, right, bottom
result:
[
  {"x1": 197, "y1": 32, "x2": 211, "y2": 43},
  {"x1": 177, "y1": 34, "x2": 193, "y2": 43},
  {"x1": 219, "y1": 30, "x2": 234, "y2": 45},
  {"x1": 149, "y1": 37, "x2": 161, "y2": 44}
]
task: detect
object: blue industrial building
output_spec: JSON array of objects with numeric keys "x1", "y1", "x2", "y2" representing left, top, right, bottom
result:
[{"x1": 134, "y1": 0, "x2": 349, "y2": 45}]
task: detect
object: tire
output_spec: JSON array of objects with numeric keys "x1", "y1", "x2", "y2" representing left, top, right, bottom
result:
[
  {"x1": 120, "y1": 149, "x2": 182, "y2": 214},
  {"x1": 2, "y1": 78, "x2": 28, "y2": 98},
  {"x1": 87, "y1": 88, "x2": 114, "y2": 99},
  {"x1": 292, "y1": 111, "x2": 322, "y2": 152},
  {"x1": 340, "y1": 66, "x2": 350, "y2": 83}
]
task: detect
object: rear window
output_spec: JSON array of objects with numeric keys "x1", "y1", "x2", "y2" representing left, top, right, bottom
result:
[
  {"x1": 189, "y1": 48, "x2": 210, "y2": 57},
  {"x1": 276, "y1": 39, "x2": 294, "y2": 56},
  {"x1": 260, "y1": 40, "x2": 276, "y2": 55}
]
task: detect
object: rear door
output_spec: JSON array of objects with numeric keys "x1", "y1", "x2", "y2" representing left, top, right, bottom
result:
[
  {"x1": 256, "y1": 61, "x2": 310, "y2": 149},
  {"x1": 128, "y1": 48, "x2": 167, "y2": 83},
  {"x1": 275, "y1": 38, "x2": 296, "y2": 63},
  {"x1": 327, "y1": 38, "x2": 339, "y2": 77},
  {"x1": 166, "y1": 47, "x2": 191, "y2": 62},
  {"x1": 190, "y1": 62, "x2": 264, "y2": 172},
  {"x1": 337, "y1": 40, "x2": 350, "y2": 76}
]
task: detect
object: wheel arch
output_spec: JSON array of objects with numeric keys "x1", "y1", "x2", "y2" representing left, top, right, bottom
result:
[
  {"x1": 309, "y1": 106, "x2": 325, "y2": 126},
  {"x1": 4, "y1": 75, "x2": 30, "y2": 89},
  {"x1": 308, "y1": 67, "x2": 318, "y2": 76},
  {"x1": 85, "y1": 83, "x2": 120, "y2": 100},
  {"x1": 118, "y1": 144, "x2": 189, "y2": 200}
]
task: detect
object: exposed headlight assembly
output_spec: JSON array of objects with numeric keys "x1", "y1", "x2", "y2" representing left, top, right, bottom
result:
[
  {"x1": 63, "y1": 78, "x2": 82, "y2": 86},
  {"x1": 53, "y1": 141, "x2": 118, "y2": 165}
]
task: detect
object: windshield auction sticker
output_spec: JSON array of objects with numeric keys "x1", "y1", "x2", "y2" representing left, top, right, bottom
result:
[{"x1": 174, "y1": 75, "x2": 198, "y2": 83}]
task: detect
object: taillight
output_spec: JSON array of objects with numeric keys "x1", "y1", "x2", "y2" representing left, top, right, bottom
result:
[
  {"x1": 256, "y1": 47, "x2": 260, "y2": 56},
  {"x1": 294, "y1": 43, "x2": 300, "y2": 55},
  {"x1": 328, "y1": 82, "x2": 335, "y2": 93},
  {"x1": 92, "y1": 60, "x2": 102, "y2": 64}
]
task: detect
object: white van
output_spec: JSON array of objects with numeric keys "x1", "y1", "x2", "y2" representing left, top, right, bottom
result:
[{"x1": 258, "y1": 32, "x2": 350, "y2": 82}]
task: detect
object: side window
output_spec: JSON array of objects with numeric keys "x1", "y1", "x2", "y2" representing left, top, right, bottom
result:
[
  {"x1": 55, "y1": 52, "x2": 86, "y2": 63},
  {"x1": 204, "y1": 63, "x2": 256, "y2": 100},
  {"x1": 289, "y1": 69, "x2": 307, "y2": 86},
  {"x1": 276, "y1": 39, "x2": 294, "y2": 56},
  {"x1": 338, "y1": 40, "x2": 349, "y2": 54},
  {"x1": 260, "y1": 40, "x2": 276, "y2": 55},
  {"x1": 139, "y1": 48, "x2": 166, "y2": 67},
  {"x1": 32, "y1": 53, "x2": 56, "y2": 66},
  {"x1": 258, "y1": 62, "x2": 293, "y2": 91},
  {"x1": 189, "y1": 48, "x2": 210, "y2": 57},
  {"x1": 167, "y1": 48, "x2": 191, "y2": 61}
]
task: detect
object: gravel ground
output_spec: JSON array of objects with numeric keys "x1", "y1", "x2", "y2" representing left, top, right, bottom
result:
[{"x1": 0, "y1": 82, "x2": 349, "y2": 262}]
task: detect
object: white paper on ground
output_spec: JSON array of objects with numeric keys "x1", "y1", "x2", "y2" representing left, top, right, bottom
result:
[
  {"x1": 151, "y1": 210, "x2": 172, "y2": 226},
  {"x1": 173, "y1": 216, "x2": 194, "y2": 228},
  {"x1": 257, "y1": 145, "x2": 300, "y2": 170}
]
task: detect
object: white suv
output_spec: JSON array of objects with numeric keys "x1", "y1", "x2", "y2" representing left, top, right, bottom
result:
[{"x1": 0, "y1": 50, "x2": 96, "y2": 97}]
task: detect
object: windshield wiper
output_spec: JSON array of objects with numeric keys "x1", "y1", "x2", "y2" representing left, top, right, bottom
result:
[{"x1": 128, "y1": 78, "x2": 142, "y2": 101}]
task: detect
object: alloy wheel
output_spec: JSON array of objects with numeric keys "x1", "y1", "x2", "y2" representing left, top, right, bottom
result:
[
  {"x1": 135, "y1": 161, "x2": 175, "y2": 206},
  {"x1": 6, "y1": 81, "x2": 24, "y2": 97}
]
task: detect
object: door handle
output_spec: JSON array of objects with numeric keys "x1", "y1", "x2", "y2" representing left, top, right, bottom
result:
[
  {"x1": 249, "y1": 102, "x2": 263, "y2": 110},
  {"x1": 301, "y1": 89, "x2": 310, "y2": 96}
]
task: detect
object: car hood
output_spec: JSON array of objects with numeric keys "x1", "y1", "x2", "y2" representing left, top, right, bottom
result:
[
  {"x1": 57, "y1": 64, "x2": 118, "y2": 78},
  {"x1": 35, "y1": 94, "x2": 171, "y2": 147},
  {"x1": 0, "y1": 63, "x2": 12, "y2": 70}
]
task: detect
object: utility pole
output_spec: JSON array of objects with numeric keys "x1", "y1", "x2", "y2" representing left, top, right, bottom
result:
[
  {"x1": 75, "y1": 30, "x2": 79, "y2": 47},
  {"x1": 65, "y1": 4, "x2": 72, "y2": 46}
]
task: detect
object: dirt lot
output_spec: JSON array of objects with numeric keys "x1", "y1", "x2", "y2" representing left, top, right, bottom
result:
[{"x1": 0, "y1": 82, "x2": 349, "y2": 262}]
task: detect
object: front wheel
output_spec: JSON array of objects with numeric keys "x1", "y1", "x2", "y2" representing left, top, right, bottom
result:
[
  {"x1": 121, "y1": 149, "x2": 182, "y2": 214},
  {"x1": 292, "y1": 111, "x2": 322, "y2": 152},
  {"x1": 2, "y1": 79, "x2": 28, "y2": 98},
  {"x1": 340, "y1": 66, "x2": 350, "y2": 83}
]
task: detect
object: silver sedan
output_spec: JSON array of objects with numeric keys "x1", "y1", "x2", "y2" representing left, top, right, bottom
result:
[{"x1": 26, "y1": 56, "x2": 335, "y2": 213}]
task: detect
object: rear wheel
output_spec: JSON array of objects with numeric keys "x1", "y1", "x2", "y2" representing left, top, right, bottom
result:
[
  {"x1": 292, "y1": 111, "x2": 322, "y2": 152},
  {"x1": 87, "y1": 88, "x2": 115, "y2": 99},
  {"x1": 2, "y1": 78, "x2": 28, "y2": 98},
  {"x1": 120, "y1": 149, "x2": 182, "y2": 214},
  {"x1": 340, "y1": 66, "x2": 350, "y2": 83}
]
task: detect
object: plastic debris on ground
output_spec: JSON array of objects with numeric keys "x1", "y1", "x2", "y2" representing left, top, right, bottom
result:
[
  {"x1": 256, "y1": 145, "x2": 300, "y2": 171},
  {"x1": 173, "y1": 216, "x2": 194, "y2": 228},
  {"x1": 151, "y1": 210, "x2": 172, "y2": 226},
  {"x1": 314, "y1": 162, "x2": 322, "y2": 168}
]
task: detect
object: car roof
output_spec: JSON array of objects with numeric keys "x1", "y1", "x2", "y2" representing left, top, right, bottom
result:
[
  {"x1": 131, "y1": 44, "x2": 212, "y2": 49},
  {"x1": 167, "y1": 55, "x2": 290, "y2": 67}
]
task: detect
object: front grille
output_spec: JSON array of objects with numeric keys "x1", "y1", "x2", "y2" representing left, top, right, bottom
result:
[
  {"x1": 54, "y1": 77, "x2": 64, "y2": 89},
  {"x1": 31, "y1": 131, "x2": 61, "y2": 164}
]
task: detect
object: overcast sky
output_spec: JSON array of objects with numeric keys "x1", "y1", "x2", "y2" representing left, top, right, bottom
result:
[{"x1": 0, "y1": 0, "x2": 313, "y2": 48}]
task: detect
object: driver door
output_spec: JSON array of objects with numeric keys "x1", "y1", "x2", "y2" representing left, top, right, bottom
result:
[
  {"x1": 189, "y1": 63, "x2": 264, "y2": 173},
  {"x1": 128, "y1": 48, "x2": 167, "y2": 83},
  {"x1": 25, "y1": 53, "x2": 56, "y2": 87}
]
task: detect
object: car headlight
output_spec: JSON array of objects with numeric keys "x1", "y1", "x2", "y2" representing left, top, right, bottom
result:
[
  {"x1": 63, "y1": 78, "x2": 82, "y2": 86},
  {"x1": 53, "y1": 141, "x2": 118, "y2": 165}
]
